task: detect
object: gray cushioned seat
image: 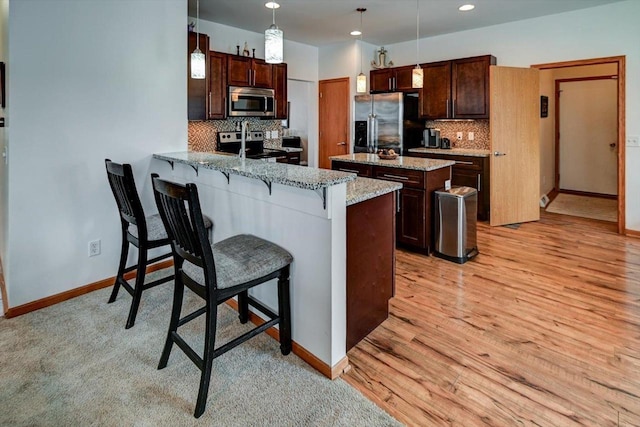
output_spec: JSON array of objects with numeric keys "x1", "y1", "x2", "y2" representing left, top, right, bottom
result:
[
  {"x1": 182, "y1": 234, "x2": 293, "y2": 289},
  {"x1": 129, "y1": 213, "x2": 212, "y2": 241}
]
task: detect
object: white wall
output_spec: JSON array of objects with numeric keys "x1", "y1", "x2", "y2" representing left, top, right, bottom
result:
[
  {"x1": 5, "y1": 0, "x2": 187, "y2": 307},
  {"x1": 381, "y1": 0, "x2": 640, "y2": 231}
]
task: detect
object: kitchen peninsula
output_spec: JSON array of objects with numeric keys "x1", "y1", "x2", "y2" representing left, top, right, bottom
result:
[
  {"x1": 151, "y1": 151, "x2": 400, "y2": 378},
  {"x1": 331, "y1": 153, "x2": 454, "y2": 254}
]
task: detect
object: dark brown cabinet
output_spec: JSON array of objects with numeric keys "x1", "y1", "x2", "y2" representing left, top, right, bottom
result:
[
  {"x1": 370, "y1": 65, "x2": 415, "y2": 93},
  {"x1": 272, "y1": 63, "x2": 288, "y2": 119},
  {"x1": 276, "y1": 151, "x2": 301, "y2": 165},
  {"x1": 420, "y1": 55, "x2": 496, "y2": 119},
  {"x1": 227, "y1": 55, "x2": 273, "y2": 88},
  {"x1": 187, "y1": 32, "x2": 210, "y2": 121},
  {"x1": 208, "y1": 51, "x2": 226, "y2": 119},
  {"x1": 332, "y1": 160, "x2": 451, "y2": 254},
  {"x1": 409, "y1": 152, "x2": 490, "y2": 221}
]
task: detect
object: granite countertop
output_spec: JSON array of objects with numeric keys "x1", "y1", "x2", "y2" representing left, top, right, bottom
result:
[
  {"x1": 407, "y1": 147, "x2": 491, "y2": 157},
  {"x1": 346, "y1": 177, "x2": 402, "y2": 207},
  {"x1": 281, "y1": 147, "x2": 303, "y2": 153},
  {"x1": 153, "y1": 151, "x2": 355, "y2": 190},
  {"x1": 331, "y1": 153, "x2": 454, "y2": 171}
]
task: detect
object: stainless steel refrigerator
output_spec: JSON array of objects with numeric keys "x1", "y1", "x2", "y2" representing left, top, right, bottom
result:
[{"x1": 354, "y1": 92, "x2": 424, "y2": 154}]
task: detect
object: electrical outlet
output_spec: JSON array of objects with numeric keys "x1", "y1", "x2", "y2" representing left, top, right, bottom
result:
[
  {"x1": 272, "y1": 130, "x2": 278, "y2": 138},
  {"x1": 264, "y1": 130, "x2": 271, "y2": 139},
  {"x1": 468, "y1": 132, "x2": 474, "y2": 141},
  {"x1": 456, "y1": 132, "x2": 463, "y2": 140},
  {"x1": 444, "y1": 179, "x2": 452, "y2": 191},
  {"x1": 89, "y1": 239, "x2": 101, "y2": 257},
  {"x1": 626, "y1": 135, "x2": 639, "y2": 147}
]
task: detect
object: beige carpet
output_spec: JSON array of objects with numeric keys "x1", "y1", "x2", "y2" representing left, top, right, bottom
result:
[
  {"x1": 0, "y1": 270, "x2": 401, "y2": 426},
  {"x1": 545, "y1": 193, "x2": 617, "y2": 222}
]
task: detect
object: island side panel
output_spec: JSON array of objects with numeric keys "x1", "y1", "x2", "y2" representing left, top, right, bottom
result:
[{"x1": 346, "y1": 191, "x2": 396, "y2": 351}]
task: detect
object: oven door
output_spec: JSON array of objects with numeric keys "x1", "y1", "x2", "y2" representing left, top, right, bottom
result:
[{"x1": 228, "y1": 86, "x2": 275, "y2": 117}]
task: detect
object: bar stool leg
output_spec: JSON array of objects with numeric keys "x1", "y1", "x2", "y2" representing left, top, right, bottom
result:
[
  {"x1": 194, "y1": 301, "x2": 218, "y2": 418},
  {"x1": 125, "y1": 247, "x2": 147, "y2": 329},
  {"x1": 108, "y1": 228, "x2": 129, "y2": 304},
  {"x1": 277, "y1": 266, "x2": 292, "y2": 355},
  {"x1": 158, "y1": 267, "x2": 184, "y2": 370},
  {"x1": 238, "y1": 290, "x2": 249, "y2": 324}
]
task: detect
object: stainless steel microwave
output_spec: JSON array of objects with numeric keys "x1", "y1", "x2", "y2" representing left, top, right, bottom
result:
[{"x1": 228, "y1": 86, "x2": 275, "y2": 117}]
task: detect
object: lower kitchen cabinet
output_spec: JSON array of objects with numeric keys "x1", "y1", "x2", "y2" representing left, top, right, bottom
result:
[
  {"x1": 409, "y1": 152, "x2": 490, "y2": 221},
  {"x1": 276, "y1": 151, "x2": 301, "y2": 165},
  {"x1": 332, "y1": 160, "x2": 451, "y2": 254}
]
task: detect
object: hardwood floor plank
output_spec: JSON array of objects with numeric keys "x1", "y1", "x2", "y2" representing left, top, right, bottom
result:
[{"x1": 345, "y1": 211, "x2": 640, "y2": 426}]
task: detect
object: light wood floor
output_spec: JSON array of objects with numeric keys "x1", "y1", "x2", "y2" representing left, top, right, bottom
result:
[{"x1": 344, "y1": 211, "x2": 640, "y2": 426}]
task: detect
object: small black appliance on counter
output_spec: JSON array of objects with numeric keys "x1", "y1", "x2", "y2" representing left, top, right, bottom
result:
[
  {"x1": 282, "y1": 136, "x2": 301, "y2": 148},
  {"x1": 440, "y1": 138, "x2": 451, "y2": 149},
  {"x1": 424, "y1": 128, "x2": 441, "y2": 148}
]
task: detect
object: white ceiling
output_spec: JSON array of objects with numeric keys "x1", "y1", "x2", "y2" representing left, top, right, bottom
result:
[{"x1": 190, "y1": 0, "x2": 624, "y2": 47}]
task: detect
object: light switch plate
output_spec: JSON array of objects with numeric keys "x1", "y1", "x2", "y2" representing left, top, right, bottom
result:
[
  {"x1": 445, "y1": 179, "x2": 452, "y2": 191},
  {"x1": 272, "y1": 130, "x2": 278, "y2": 138},
  {"x1": 456, "y1": 132, "x2": 463, "y2": 140},
  {"x1": 468, "y1": 132, "x2": 474, "y2": 141}
]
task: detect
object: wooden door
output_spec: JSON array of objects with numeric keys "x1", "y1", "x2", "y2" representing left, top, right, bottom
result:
[
  {"x1": 227, "y1": 55, "x2": 251, "y2": 87},
  {"x1": 252, "y1": 59, "x2": 273, "y2": 88},
  {"x1": 453, "y1": 55, "x2": 494, "y2": 118},
  {"x1": 420, "y1": 61, "x2": 451, "y2": 119},
  {"x1": 208, "y1": 51, "x2": 226, "y2": 119},
  {"x1": 319, "y1": 77, "x2": 350, "y2": 169},
  {"x1": 558, "y1": 78, "x2": 617, "y2": 195},
  {"x1": 490, "y1": 66, "x2": 540, "y2": 226}
]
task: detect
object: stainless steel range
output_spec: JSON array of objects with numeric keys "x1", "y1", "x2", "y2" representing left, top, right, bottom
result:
[{"x1": 216, "y1": 131, "x2": 287, "y2": 160}]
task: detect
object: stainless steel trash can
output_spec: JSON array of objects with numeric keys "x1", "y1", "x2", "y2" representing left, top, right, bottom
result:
[{"x1": 434, "y1": 186, "x2": 479, "y2": 264}]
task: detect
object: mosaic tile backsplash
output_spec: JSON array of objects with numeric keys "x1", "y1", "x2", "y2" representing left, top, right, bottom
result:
[
  {"x1": 188, "y1": 119, "x2": 283, "y2": 152},
  {"x1": 424, "y1": 120, "x2": 490, "y2": 150}
]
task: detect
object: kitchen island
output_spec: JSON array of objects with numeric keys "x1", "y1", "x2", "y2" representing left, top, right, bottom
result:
[
  {"x1": 407, "y1": 147, "x2": 491, "y2": 220},
  {"x1": 331, "y1": 153, "x2": 454, "y2": 254},
  {"x1": 151, "y1": 151, "x2": 399, "y2": 378}
]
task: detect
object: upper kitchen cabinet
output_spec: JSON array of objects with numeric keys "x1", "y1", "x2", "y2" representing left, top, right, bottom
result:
[
  {"x1": 227, "y1": 55, "x2": 273, "y2": 88},
  {"x1": 420, "y1": 55, "x2": 496, "y2": 119},
  {"x1": 272, "y1": 63, "x2": 288, "y2": 119},
  {"x1": 208, "y1": 51, "x2": 227, "y2": 119},
  {"x1": 188, "y1": 32, "x2": 210, "y2": 121},
  {"x1": 370, "y1": 65, "x2": 415, "y2": 93}
]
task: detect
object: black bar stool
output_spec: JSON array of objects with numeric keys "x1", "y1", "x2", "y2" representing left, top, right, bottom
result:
[
  {"x1": 151, "y1": 174, "x2": 293, "y2": 418},
  {"x1": 104, "y1": 159, "x2": 211, "y2": 328}
]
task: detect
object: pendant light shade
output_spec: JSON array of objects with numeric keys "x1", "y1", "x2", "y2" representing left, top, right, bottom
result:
[
  {"x1": 412, "y1": 0, "x2": 423, "y2": 89},
  {"x1": 190, "y1": 0, "x2": 205, "y2": 79},
  {"x1": 265, "y1": 2, "x2": 283, "y2": 64},
  {"x1": 356, "y1": 8, "x2": 367, "y2": 93}
]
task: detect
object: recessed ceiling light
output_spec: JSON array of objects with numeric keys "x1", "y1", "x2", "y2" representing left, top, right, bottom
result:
[
  {"x1": 265, "y1": 2, "x2": 280, "y2": 9},
  {"x1": 350, "y1": 30, "x2": 362, "y2": 36},
  {"x1": 459, "y1": 4, "x2": 475, "y2": 11}
]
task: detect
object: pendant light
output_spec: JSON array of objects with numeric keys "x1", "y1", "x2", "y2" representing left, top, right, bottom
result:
[
  {"x1": 265, "y1": 2, "x2": 283, "y2": 64},
  {"x1": 356, "y1": 8, "x2": 367, "y2": 93},
  {"x1": 412, "y1": 0, "x2": 423, "y2": 89},
  {"x1": 190, "y1": 0, "x2": 206, "y2": 79}
]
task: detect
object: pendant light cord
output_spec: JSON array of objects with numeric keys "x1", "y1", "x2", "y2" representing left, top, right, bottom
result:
[
  {"x1": 196, "y1": 0, "x2": 200, "y2": 50},
  {"x1": 360, "y1": 10, "x2": 364, "y2": 74},
  {"x1": 272, "y1": 6, "x2": 276, "y2": 26},
  {"x1": 416, "y1": 0, "x2": 419, "y2": 66}
]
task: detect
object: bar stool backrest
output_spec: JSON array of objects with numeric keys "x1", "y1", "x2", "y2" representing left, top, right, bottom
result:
[{"x1": 105, "y1": 159, "x2": 146, "y2": 235}]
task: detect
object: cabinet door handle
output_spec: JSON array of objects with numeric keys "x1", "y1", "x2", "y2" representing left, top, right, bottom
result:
[
  {"x1": 452, "y1": 99, "x2": 456, "y2": 117},
  {"x1": 208, "y1": 92, "x2": 212, "y2": 117},
  {"x1": 337, "y1": 141, "x2": 346, "y2": 146},
  {"x1": 389, "y1": 78, "x2": 392, "y2": 91},
  {"x1": 477, "y1": 174, "x2": 481, "y2": 191},
  {"x1": 396, "y1": 191, "x2": 401, "y2": 212},
  {"x1": 446, "y1": 99, "x2": 450, "y2": 117},
  {"x1": 455, "y1": 161, "x2": 474, "y2": 165},
  {"x1": 248, "y1": 69, "x2": 251, "y2": 84},
  {"x1": 339, "y1": 168, "x2": 359, "y2": 174},
  {"x1": 382, "y1": 174, "x2": 409, "y2": 181}
]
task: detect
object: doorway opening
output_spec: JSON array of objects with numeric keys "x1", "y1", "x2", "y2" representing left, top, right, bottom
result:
[{"x1": 533, "y1": 56, "x2": 625, "y2": 234}]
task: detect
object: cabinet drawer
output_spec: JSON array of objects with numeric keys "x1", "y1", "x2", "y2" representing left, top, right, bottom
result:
[
  {"x1": 451, "y1": 156, "x2": 483, "y2": 171},
  {"x1": 332, "y1": 161, "x2": 372, "y2": 177},
  {"x1": 373, "y1": 166, "x2": 425, "y2": 189}
]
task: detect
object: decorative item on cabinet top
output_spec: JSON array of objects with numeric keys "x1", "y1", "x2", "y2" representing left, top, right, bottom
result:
[{"x1": 371, "y1": 47, "x2": 394, "y2": 69}]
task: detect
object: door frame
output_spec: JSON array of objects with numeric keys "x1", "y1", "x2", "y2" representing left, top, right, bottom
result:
[
  {"x1": 318, "y1": 77, "x2": 350, "y2": 169},
  {"x1": 532, "y1": 56, "x2": 625, "y2": 234}
]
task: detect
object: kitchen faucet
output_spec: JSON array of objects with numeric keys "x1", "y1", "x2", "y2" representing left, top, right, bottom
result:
[{"x1": 240, "y1": 121, "x2": 250, "y2": 159}]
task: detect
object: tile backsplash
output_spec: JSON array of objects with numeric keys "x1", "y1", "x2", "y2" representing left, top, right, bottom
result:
[
  {"x1": 188, "y1": 119, "x2": 283, "y2": 152},
  {"x1": 424, "y1": 120, "x2": 489, "y2": 150}
]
